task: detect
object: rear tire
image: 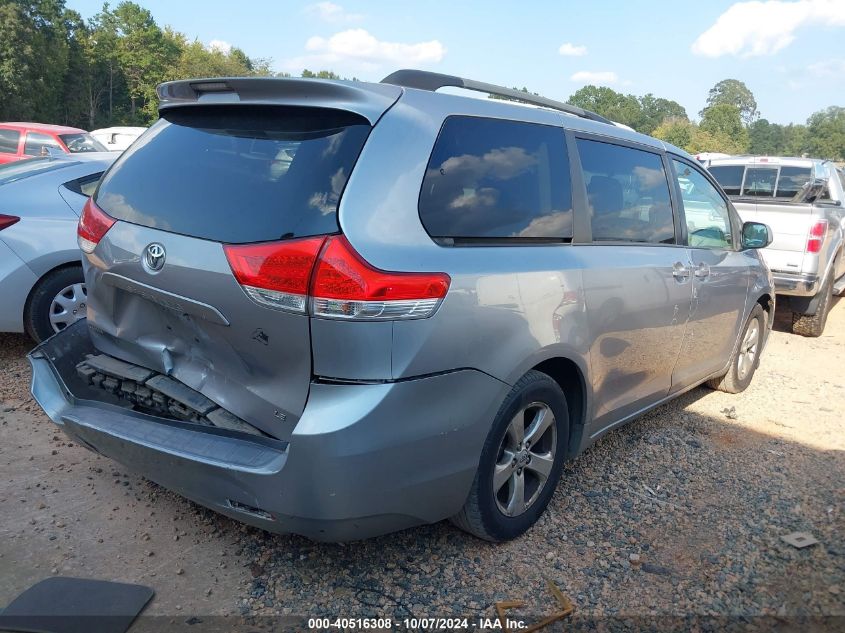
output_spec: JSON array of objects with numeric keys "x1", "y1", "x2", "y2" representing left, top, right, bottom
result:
[
  {"x1": 792, "y1": 275, "x2": 832, "y2": 338},
  {"x1": 450, "y1": 370, "x2": 569, "y2": 541},
  {"x1": 24, "y1": 266, "x2": 87, "y2": 343},
  {"x1": 707, "y1": 304, "x2": 766, "y2": 394}
]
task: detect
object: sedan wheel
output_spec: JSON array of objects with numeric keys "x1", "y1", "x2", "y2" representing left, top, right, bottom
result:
[{"x1": 49, "y1": 283, "x2": 88, "y2": 333}]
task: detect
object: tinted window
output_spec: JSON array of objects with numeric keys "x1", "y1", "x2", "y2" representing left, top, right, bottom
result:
[
  {"x1": 741, "y1": 167, "x2": 777, "y2": 197},
  {"x1": 576, "y1": 139, "x2": 674, "y2": 244},
  {"x1": 0, "y1": 129, "x2": 19, "y2": 154},
  {"x1": 65, "y1": 173, "x2": 103, "y2": 197},
  {"x1": 24, "y1": 132, "x2": 61, "y2": 156},
  {"x1": 775, "y1": 166, "x2": 812, "y2": 199},
  {"x1": 673, "y1": 160, "x2": 732, "y2": 249},
  {"x1": 708, "y1": 165, "x2": 743, "y2": 196},
  {"x1": 419, "y1": 116, "x2": 572, "y2": 240},
  {"x1": 60, "y1": 133, "x2": 107, "y2": 153},
  {"x1": 95, "y1": 106, "x2": 371, "y2": 244}
]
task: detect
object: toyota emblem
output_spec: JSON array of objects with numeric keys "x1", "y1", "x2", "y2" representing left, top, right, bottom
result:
[{"x1": 144, "y1": 243, "x2": 166, "y2": 272}]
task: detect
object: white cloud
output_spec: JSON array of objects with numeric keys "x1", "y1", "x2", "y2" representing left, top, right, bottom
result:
[
  {"x1": 304, "y1": 2, "x2": 363, "y2": 23},
  {"x1": 692, "y1": 0, "x2": 845, "y2": 58},
  {"x1": 807, "y1": 58, "x2": 845, "y2": 77},
  {"x1": 207, "y1": 39, "x2": 232, "y2": 54},
  {"x1": 570, "y1": 70, "x2": 620, "y2": 85},
  {"x1": 284, "y1": 28, "x2": 445, "y2": 72},
  {"x1": 558, "y1": 42, "x2": 587, "y2": 57}
]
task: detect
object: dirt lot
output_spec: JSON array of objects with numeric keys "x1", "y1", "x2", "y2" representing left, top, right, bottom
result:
[{"x1": 1, "y1": 300, "x2": 843, "y2": 626}]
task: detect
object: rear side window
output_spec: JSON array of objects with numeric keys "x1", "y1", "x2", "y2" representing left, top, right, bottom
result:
[
  {"x1": 24, "y1": 132, "x2": 61, "y2": 156},
  {"x1": 775, "y1": 166, "x2": 812, "y2": 199},
  {"x1": 576, "y1": 138, "x2": 675, "y2": 244},
  {"x1": 741, "y1": 167, "x2": 777, "y2": 197},
  {"x1": 419, "y1": 116, "x2": 572, "y2": 241},
  {"x1": 708, "y1": 165, "x2": 743, "y2": 196},
  {"x1": 95, "y1": 106, "x2": 371, "y2": 244},
  {"x1": 0, "y1": 129, "x2": 19, "y2": 154}
]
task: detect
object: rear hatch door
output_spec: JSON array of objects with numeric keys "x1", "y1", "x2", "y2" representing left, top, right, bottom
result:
[{"x1": 84, "y1": 83, "x2": 398, "y2": 438}]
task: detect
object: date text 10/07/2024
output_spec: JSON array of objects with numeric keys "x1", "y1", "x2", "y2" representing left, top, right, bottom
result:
[{"x1": 307, "y1": 617, "x2": 528, "y2": 630}]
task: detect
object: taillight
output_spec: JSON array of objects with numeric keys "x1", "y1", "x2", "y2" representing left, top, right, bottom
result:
[
  {"x1": 806, "y1": 220, "x2": 827, "y2": 254},
  {"x1": 224, "y1": 237, "x2": 327, "y2": 313},
  {"x1": 310, "y1": 236, "x2": 450, "y2": 320},
  {"x1": 224, "y1": 235, "x2": 450, "y2": 320},
  {"x1": 0, "y1": 214, "x2": 20, "y2": 231},
  {"x1": 78, "y1": 198, "x2": 116, "y2": 253}
]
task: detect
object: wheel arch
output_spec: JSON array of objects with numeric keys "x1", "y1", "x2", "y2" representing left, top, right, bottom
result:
[{"x1": 528, "y1": 355, "x2": 590, "y2": 459}]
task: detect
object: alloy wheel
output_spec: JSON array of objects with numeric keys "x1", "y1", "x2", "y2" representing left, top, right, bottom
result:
[{"x1": 493, "y1": 402, "x2": 557, "y2": 517}]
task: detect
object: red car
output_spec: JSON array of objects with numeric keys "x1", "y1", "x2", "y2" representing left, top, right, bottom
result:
[{"x1": 0, "y1": 123, "x2": 107, "y2": 164}]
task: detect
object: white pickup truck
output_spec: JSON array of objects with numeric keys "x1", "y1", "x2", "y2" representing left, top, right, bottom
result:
[{"x1": 709, "y1": 156, "x2": 845, "y2": 336}]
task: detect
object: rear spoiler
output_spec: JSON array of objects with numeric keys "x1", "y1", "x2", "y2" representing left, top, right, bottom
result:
[{"x1": 156, "y1": 77, "x2": 402, "y2": 125}]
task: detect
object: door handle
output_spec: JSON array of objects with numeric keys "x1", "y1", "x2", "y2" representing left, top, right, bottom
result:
[
  {"x1": 694, "y1": 263, "x2": 710, "y2": 279},
  {"x1": 672, "y1": 262, "x2": 690, "y2": 279}
]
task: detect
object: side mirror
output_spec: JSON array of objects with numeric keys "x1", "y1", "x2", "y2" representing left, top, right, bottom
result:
[{"x1": 742, "y1": 221, "x2": 772, "y2": 249}]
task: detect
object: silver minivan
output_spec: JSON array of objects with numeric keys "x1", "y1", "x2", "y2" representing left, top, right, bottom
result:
[{"x1": 29, "y1": 71, "x2": 775, "y2": 541}]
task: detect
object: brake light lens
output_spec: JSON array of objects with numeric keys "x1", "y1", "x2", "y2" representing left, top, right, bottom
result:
[
  {"x1": 224, "y1": 237, "x2": 327, "y2": 313},
  {"x1": 310, "y1": 236, "x2": 450, "y2": 320},
  {"x1": 224, "y1": 234, "x2": 450, "y2": 320},
  {"x1": 78, "y1": 198, "x2": 116, "y2": 253},
  {"x1": 0, "y1": 214, "x2": 20, "y2": 231},
  {"x1": 806, "y1": 220, "x2": 827, "y2": 254}
]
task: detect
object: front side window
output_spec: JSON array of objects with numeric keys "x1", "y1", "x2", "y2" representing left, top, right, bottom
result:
[
  {"x1": 741, "y1": 167, "x2": 777, "y2": 197},
  {"x1": 0, "y1": 129, "x2": 20, "y2": 154},
  {"x1": 708, "y1": 165, "x2": 743, "y2": 196},
  {"x1": 577, "y1": 138, "x2": 674, "y2": 244},
  {"x1": 419, "y1": 116, "x2": 572, "y2": 241},
  {"x1": 672, "y1": 159, "x2": 732, "y2": 250},
  {"x1": 24, "y1": 132, "x2": 61, "y2": 157}
]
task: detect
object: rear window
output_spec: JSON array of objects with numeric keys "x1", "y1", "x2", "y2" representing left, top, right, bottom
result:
[
  {"x1": 775, "y1": 166, "x2": 812, "y2": 199},
  {"x1": 60, "y1": 133, "x2": 107, "y2": 153},
  {"x1": 95, "y1": 106, "x2": 371, "y2": 244},
  {"x1": 0, "y1": 129, "x2": 19, "y2": 154},
  {"x1": 418, "y1": 116, "x2": 573, "y2": 241},
  {"x1": 708, "y1": 165, "x2": 743, "y2": 196},
  {"x1": 741, "y1": 167, "x2": 777, "y2": 197}
]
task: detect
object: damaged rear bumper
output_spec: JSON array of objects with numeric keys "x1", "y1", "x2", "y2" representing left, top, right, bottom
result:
[{"x1": 29, "y1": 320, "x2": 508, "y2": 541}]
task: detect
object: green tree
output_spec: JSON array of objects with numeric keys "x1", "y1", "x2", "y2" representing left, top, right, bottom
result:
[
  {"x1": 653, "y1": 117, "x2": 696, "y2": 151},
  {"x1": 805, "y1": 106, "x2": 845, "y2": 160},
  {"x1": 700, "y1": 103, "x2": 749, "y2": 152},
  {"x1": 112, "y1": 1, "x2": 178, "y2": 122},
  {"x1": 301, "y1": 69, "x2": 342, "y2": 79},
  {"x1": 166, "y1": 36, "x2": 254, "y2": 81},
  {"x1": 636, "y1": 94, "x2": 687, "y2": 135},
  {"x1": 567, "y1": 85, "x2": 642, "y2": 129},
  {"x1": 749, "y1": 119, "x2": 786, "y2": 155},
  {"x1": 704, "y1": 79, "x2": 758, "y2": 126}
]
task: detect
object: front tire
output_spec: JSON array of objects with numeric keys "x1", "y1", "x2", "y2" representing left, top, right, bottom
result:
[
  {"x1": 24, "y1": 266, "x2": 87, "y2": 343},
  {"x1": 707, "y1": 304, "x2": 766, "y2": 394},
  {"x1": 451, "y1": 370, "x2": 569, "y2": 541}
]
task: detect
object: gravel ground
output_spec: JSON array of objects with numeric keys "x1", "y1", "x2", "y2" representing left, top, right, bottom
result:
[{"x1": 1, "y1": 299, "x2": 843, "y2": 626}]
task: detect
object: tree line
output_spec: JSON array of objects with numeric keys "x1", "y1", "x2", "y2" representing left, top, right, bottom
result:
[{"x1": 1, "y1": 1, "x2": 842, "y2": 160}]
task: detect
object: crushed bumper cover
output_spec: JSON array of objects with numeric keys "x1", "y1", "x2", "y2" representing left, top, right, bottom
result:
[{"x1": 29, "y1": 320, "x2": 508, "y2": 541}]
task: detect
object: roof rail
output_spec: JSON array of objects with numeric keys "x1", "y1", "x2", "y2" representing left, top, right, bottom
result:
[{"x1": 381, "y1": 69, "x2": 613, "y2": 125}]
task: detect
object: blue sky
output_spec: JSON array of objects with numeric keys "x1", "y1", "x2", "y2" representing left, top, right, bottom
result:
[{"x1": 67, "y1": 0, "x2": 844, "y2": 124}]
